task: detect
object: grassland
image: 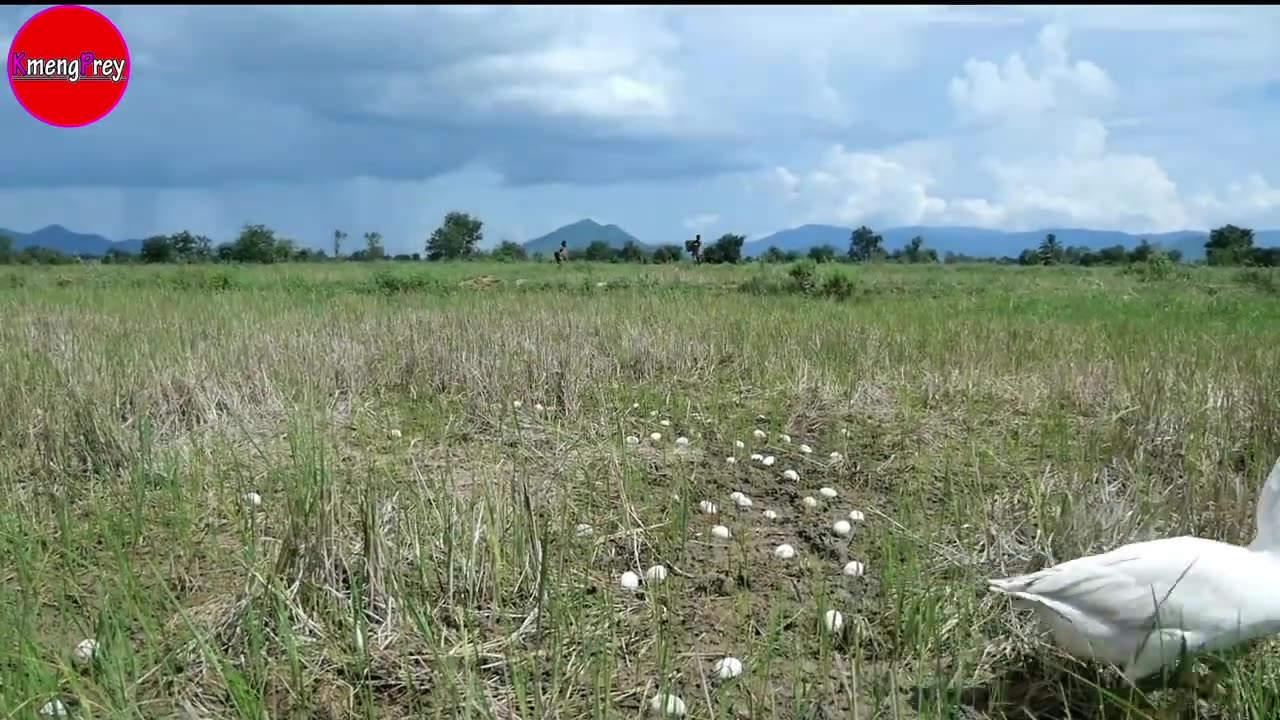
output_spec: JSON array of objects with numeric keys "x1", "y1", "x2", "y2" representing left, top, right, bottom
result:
[{"x1": 0, "y1": 260, "x2": 1278, "y2": 720}]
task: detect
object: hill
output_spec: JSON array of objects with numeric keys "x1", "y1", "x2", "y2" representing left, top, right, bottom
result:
[
  {"x1": 743, "y1": 225, "x2": 1280, "y2": 261},
  {"x1": 0, "y1": 224, "x2": 142, "y2": 256},
  {"x1": 523, "y1": 219, "x2": 648, "y2": 255}
]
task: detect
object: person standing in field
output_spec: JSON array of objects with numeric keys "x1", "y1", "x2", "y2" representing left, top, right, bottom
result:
[
  {"x1": 554, "y1": 240, "x2": 568, "y2": 265},
  {"x1": 690, "y1": 234, "x2": 703, "y2": 264}
]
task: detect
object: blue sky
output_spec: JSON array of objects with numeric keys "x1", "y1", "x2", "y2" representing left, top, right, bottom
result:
[{"x1": 3, "y1": 5, "x2": 1280, "y2": 254}]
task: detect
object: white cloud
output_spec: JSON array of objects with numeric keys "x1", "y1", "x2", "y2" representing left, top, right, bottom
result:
[
  {"x1": 778, "y1": 146, "x2": 948, "y2": 226},
  {"x1": 771, "y1": 18, "x2": 1280, "y2": 232},
  {"x1": 948, "y1": 24, "x2": 1113, "y2": 124},
  {"x1": 682, "y1": 213, "x2": 719, "y2": 231}
]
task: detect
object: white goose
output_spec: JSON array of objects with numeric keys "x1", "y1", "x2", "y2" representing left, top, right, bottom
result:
[{"x1": 989, "y1": 457, "x2": 1280, "y2": 684}]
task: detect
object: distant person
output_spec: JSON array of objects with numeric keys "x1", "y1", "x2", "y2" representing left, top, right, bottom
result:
[
  {"x1": 690, "y1": 234, "x2": 703, "y2": 264},
  {"x1": 554, "y1": 240, "x2": 568, "y2": 265}
]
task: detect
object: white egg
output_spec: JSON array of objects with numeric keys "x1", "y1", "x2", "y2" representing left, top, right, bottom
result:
[
  {"x1": 39, "y1": 700, "x2": 68, "y2": 718},
  {"x1": 243, "y1": 491, "x2": 262, "y2": 507},
  {"x1": 832, "y1": 520, "x2": 852, "y2": 537},
  {"x1": 774, "y1": 543, "x2": 796, "y2": 560},
  {"x1": 645, "y1": 565, "x2": 669, "y2": 583},
  {"x1": 698, "y1": 500, "x2": 719, "y2": 515},
  {"x1": 733, "y1": 495, "x2": 753, "y2": 508},
  {"x1": 734, "y1": 440, "x2": 746, "y2": 449},
  {"x1": 840, "y1": 427, "x2": 849, "y2": 436},
  {"x1": 649, "y1": 693, "x2": 687, "y2": 716},
  {"x1": 72, "y1": 638, "x2": 98, "y2": 665},
  {"x1": 534, "y1": 403, "x2": 545, "y2": 412},
  {"x1": 843, "y1": 560, "x2": 865, "y2": 577},
  {"x1": 632, "y1": 402, "x2": 641, "y2": 409},
  {"x1": 824, "y1": 609, "x2": 844, "y2": 633},
  {"x1": 713, "y1": 656, "x2": 744, "y2": 679},
  {"x1": 829, "y1": 451, "x2": 843, "y2": 461},
  {"x1": 848, "y1": 509, "x2": 865, "y2": 523},
  {"x1": 660, "y1": 419, "x2": 672, "y2": 427},
  {"x1": 650, "y1": 432, "x2": 663, "y2": 442},
  {"x1": 729, "y1": 491, "x2": 745, "y2": 501},
  {"x1": 725, "y1": 456, "x2": 737, "y2": 465},
  {"x1": 752, "y1": 429, "x2": 767, "y2": 440},
  {"x1": 782, "y1": 469, "x2": 799, "y2": 482},
  {"x1": 620, "y1": 571, "x2": 641, "y2": 591},
  {"x1": 779, "y1": 433, "x2": 791, "y2": 444},
  {"x1": 762, "y1": 456, "x2": 776, "y2": 467},
  {"x1": 819, "y1": 487, "x2": 838, "y2": 498},
  {"x1": 750, "y1": 453, "x2": 764, "y2": 462},
  {"x1": 513, "y1": 400, "x2": 523, "y2": 409},
  {"x1": 625, "y1": 435, "x2": 641, "y2": 446},
  {"x1": 650, "y1": 410, "x2": 659, "y2": 417},
  {"x1": 802, "y1": 496, "x2": 818, "y2": 508},
  {"x1": 388, "y1": 428, "x2": 402, "y2": 440},
  {"x1": 799, "y1": 444, "x2": 813, "y2": 454},
  {"x1": 675, "y1": 436, "x2": 689, "y2": 447},
  {"x1": 574, "y1": 523, "x2": 594, "y2": 537},
  {"x1": 762, "y1": 509, "x2": 778, "y2": 521},
  {"x1": 711, "y1": 525, "x2": 731, "y2": 539}
]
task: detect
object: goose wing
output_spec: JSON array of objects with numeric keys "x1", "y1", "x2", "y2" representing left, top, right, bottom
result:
[
  {"x1": 990, "y1": 537, "x2": 1269, "y2": 635},
  {"x1": 1250, "y1": 457, "x2": 1280, "y2": 552}
]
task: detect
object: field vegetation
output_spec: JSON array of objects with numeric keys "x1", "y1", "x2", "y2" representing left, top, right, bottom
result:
[{"x1": 1, "y1": 260, "x2": 1278, "y2": 719}]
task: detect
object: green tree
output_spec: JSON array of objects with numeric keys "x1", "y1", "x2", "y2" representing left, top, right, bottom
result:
[
  {"x1": 583, "y1": 240, "x2": 616, "y2": 262},
  {"x1": 226, "y1": 224, "x2": 283, "y2": 263},
  {"x1": 167, "y1": 230, "x2": 211, "y2": 262},
  {"x1": 618, "y1": 240, "x2": 646, "y2": 263},
  {"x1": 1205, "y1": 224, "x2": 1254, "y2": 266},
  {"x1": 333, "y1": 229, "x2": 346, "y2": 260},
  {"x1": 651, "y1": 244, "x2": 683, "y2": 263},
  {"x1": 103, "y1": 247, "x2": 134, "y2": 264},
  {"x1": 492, "y1": 240, "x2": 528, "y2": 262},
  {"x1": 703, "y1": 233, "x2": 745, "y2": 264},
  {"x1": 1038, "y1": 233, "x2": 1063, "y2": 265},
  {"x1": 761, "y1": 246, "x2": 789, "y2": 263},
  {"x1": 140, "y1": 235, "x2": 174, "y2": 263},
  {"x1": 1017, "y1": 248, "x2": 1041, "y2": 266},
  {"x1": 426, "y1": 211, "x2": 483, "y2": 261},
  {"x1": 0, "y1": 234, "x2": 10, "y2": 263},
  {"x1": 1128, "y1": 238, "x2": 1155, "y2": 263},
  {"x1": 807, "y1": 244, "x2": 837, "y2": 263},
  {"x1": 847, "y1": 226, "x2": 884, "y2": 262},
  {"x1": 363, "y1": 231, "x2": 385, "y2": 260}
]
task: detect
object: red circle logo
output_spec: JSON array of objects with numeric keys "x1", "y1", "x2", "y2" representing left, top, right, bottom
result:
[{"x1": 7, "y1": 5, "x2": 130, "y2": 128}]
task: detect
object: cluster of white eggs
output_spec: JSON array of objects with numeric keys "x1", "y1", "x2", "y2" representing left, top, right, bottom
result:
[{"x1": 605, "y1": 414, "x2": 867, "y2": 717}]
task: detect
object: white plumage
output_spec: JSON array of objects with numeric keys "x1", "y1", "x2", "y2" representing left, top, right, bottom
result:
[{"x1": 988, "y1": 458, "x2": 1280, "y2": 682}]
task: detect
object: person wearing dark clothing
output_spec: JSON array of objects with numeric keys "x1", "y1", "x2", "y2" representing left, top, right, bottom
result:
[
  {"x1": 690, "y1": 234, "x2": 703, "y2": 264},
  {"x1": 554, "y1": 240, "x2": 567, "y2": 265}
]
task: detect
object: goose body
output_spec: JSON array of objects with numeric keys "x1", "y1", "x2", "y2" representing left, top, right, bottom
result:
[{"x1": 989, "y1": 458, "x2": 1280, "y2": 681}]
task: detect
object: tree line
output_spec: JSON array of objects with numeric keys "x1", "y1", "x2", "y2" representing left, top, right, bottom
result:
[{"x1": 0, "y1": 213, "x2": 1276, "y2": 268}]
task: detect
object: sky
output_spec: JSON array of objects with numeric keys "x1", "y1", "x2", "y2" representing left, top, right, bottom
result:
[{"x1": 3, "y1": 5, "x2": 1280, "y2": 254}]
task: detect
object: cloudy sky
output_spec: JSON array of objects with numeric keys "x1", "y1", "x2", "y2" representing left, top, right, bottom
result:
[{"x1": 3, "y1": 5, "x2": 1280, "y2": 253}]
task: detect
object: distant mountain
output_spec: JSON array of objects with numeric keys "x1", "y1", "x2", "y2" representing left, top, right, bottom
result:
[
  {"x1": 0, "y1": 224, "x2": 142, "y2": 255},
  {"x1": 523, "y1": 219, "x2": 648, "y2": 255},
  {"x1": 744, "y1": 225, "x2": 1280, "y2": 261}
]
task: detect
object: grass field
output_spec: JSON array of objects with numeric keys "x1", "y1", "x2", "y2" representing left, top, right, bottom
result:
[{"x1": 1, "y1": 260, "x2": 1278, "y2": 719}]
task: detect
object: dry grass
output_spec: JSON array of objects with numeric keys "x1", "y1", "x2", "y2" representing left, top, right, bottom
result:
[{"x1": 0, "y1": 261, "x2": 1278, "y2": 719}]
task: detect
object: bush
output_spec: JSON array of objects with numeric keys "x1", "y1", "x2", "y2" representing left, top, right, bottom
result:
[
  {"x1": 1235, "y1": 268, "x2": 1280, "y2": 295},
  {"x1": 1122, "y1": 253, "x2": 1185, "y2": 282},
  {"x1": 788, "y1": 260, "x2": 817, "y2": 294},
  {"x1": 819, "y1": 270, "x2": 856, "y2": 300}
]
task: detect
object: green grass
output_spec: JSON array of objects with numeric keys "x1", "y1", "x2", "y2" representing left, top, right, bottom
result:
[{"x1": 0, "y1": 260, "x2": 1278, "y2": 719}]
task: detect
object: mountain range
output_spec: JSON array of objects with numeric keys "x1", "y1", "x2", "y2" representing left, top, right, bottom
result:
[
  {"x1": 522, "y1": 219, "x2": 648, "y2": 254},
  {"x1": 5, "y1": 220, "x2": 1279, "y2": 262},
  {"x1": 2, "y1": 224, "x2": 142, "y2": 255}
]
